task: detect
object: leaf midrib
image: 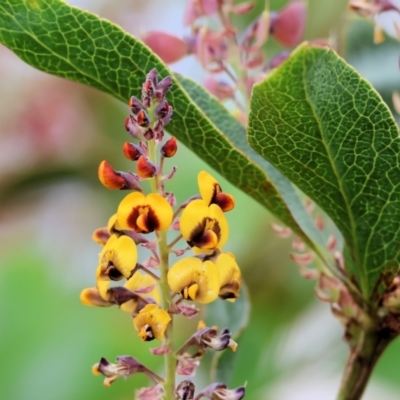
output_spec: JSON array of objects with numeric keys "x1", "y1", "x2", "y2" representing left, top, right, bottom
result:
[{"x1": 301, "y1": 53, "x2": 364, "y2": 292}]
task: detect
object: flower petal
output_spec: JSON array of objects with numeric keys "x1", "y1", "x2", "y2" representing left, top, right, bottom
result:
[
  {"x1": 134, "y1": 304, "x2": 171, "y2": 341},
  {"x1": 198, "y1": 170, "x2": 220, "y2": 205},
  {"x1": 215, "y1": 253, "x2": 241, "y2": 300},
  {"x1": 168, "y1": 257, "x2": 220, "y2": 304},
  {"x1": 146, "y1": 193, "x2": 174, "y2": 230},
  {"x1": 117, "y1": 192, "x2": 146, "y2": 230}
]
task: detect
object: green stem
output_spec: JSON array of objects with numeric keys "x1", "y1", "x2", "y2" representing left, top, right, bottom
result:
[
  {"x1": 158, "y1": 230, "x2": 175, "y2": 400},
  {"x1": 148, "y1": 137, "x2": 175, "y2": 399},
  {"x1": 336, "y1": 325, "x2": 392, "y2": 400}
]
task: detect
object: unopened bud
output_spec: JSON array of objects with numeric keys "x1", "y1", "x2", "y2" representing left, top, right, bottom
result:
[
  {"x1": 123, "y1": 142, "x2": 142, "y2": 161},
  {"x1": 137, "y1": 156, "x2": 157, "y2": 178},
  {"x1": 183, "y1": 0, "x2": 219, "y2": 26},
  {"x1": 154, "y1": 100, "x2": 173, "y2": 125},
  {"x1": 155, "y1": 76, "x2": 173, "y2": 100},
  {"x1": 142, "y1": 31, "x2": 188, "y2": 64},
  {"x1": 270, "y1": 1, "x2": 307, "y2": 47},
  {"x1": 161, "y1": 136, "x2": 178, "y2": 157},
  {"x1": 129, "y1": 96, "x2": 145, "y2": 115},
  {"x1": 98, "y1": 160, "x2": 142, "y2": 191},
  {"x1": 203, "y1": 76, "x2": 236, "y2": 100},
  {"x1": 98, "y1": 160, "x2": 126, "y2": 189},
  {"x1": 136, "y1": 109, "x2": 150, "y2": 128}
]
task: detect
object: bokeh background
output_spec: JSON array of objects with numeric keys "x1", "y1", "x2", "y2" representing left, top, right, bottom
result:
[{"x1": 2, "y1": 0, "x2": 400, "y2": 399}]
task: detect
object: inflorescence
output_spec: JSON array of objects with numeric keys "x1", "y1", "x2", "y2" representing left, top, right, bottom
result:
[{"x1": 80, "y1": 68, "x2": 245, "y2": 400}]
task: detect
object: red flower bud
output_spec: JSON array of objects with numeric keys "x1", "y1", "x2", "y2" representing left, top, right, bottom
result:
[
  {"x1": 123, "y1": 142, "x2": 141, "y2": 161},
  {"x1": 137, "y1": 156, "x2": 157, "y2": 178},
  {"x1": 136, "y1": 109, "x2": 150, "y2": 127},
  {"x1": 98, "y1": 160, "x2": 126, "y2": 189},
  {"x1": 270, "y1": 1, "x2": 307, "y2": 48},
  {"x1": 142, "y1": 31, "x2": 188, "y2": 64},
  {"x1": 161, "y1": 136, "x2": 178, "y2": 158}
]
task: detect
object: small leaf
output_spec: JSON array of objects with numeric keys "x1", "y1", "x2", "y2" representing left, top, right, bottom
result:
[
  {"x1": 248, "y1": 44, "x2": 400, "y2": 298},
  {"x1": 206, "y1": 284, "x2": 250, "y2": 385}
]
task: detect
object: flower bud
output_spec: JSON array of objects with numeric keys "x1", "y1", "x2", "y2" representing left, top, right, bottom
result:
[
  {"x1": 136, "y1": 109, "x2": 150, "y2": 128},
  {"x1": 155, "y1": 76, "x2": 173, "y2": 101},
  {"x1": 98, "y1": 160, "x2": 143, "y2": 191},
  {"x1": 195, "y1": 383, "x2": 245, "y2": 400},
  {"x1": 98, "y1": 160, "x2": 126, "y2": 189},
  {"x1": 270, "y1": 1, "x2": 306, "y2": 47},
  {"x1": 129, "y1": 96, "x2": 145, "y2": 115},
  {"x1": 142, "y1": 31, "x2": 188, "y2": 64},
  {"x1": 123, "y1": 142, "x2": 142, "y2": 161},
  {"x1": 203, "y1": 76, "x2": 236, "y2": 101},
  {"x1": 184, "y1": 0, "x2": 219, "y2": 26},
  {"x1": 161, "y1": 136, "x2": 178, "y2": 158},
  {"x1": 137, "y1": 155, "x2": 157, "y2": 178}
]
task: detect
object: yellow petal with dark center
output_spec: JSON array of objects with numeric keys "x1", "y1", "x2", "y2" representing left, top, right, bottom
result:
[
  {"x1": 167, "y1": 257, "x2": 220, "y2": 304},
  {"x1": 198, "y1": 170, "x2": 220, "y2": 205},
  {"x1": 146, "y1": 193, "x2": 173, "y2": 230},
  {"x1": 117, "y1": 192, "x2": 146, "y2": 230},
  {"x1": 180, "y1": 199, "x2": 210, "y2": 241},
  {"x1": 102, "y1": 235, "x2": 138, "y2": 279}
]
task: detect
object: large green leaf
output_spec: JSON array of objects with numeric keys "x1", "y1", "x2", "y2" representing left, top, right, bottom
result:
[
  {"x1": 0, "y1": 0, "x2": 323, "y2": 251},
  {"x1": 248, "y1": 44, "x2": 400, "y2": 298}
]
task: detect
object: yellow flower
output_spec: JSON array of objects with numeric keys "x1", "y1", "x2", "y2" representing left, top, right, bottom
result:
[
  {"x1": 120, "y1": 271, "x2": 161, "y2": 313},
  {"x1": 215, "y1": 253, "x2": 241, "y2": 301},
  {"x1": 133, "y1": 304, "x2": 171, "y2": 341},
  {"x1": 117, "y1": 192, "x2": 173, "y2": 233},
  {"x1": 96, "y1": 234, "x2": 138, "y2": 281},
  {"x1": 92, "y1": 214, "x2": 123, "y2": 246},
  {"x1": 167, "y1": 257, "x2": 220, "y2": 304},
  {"x1": 198, "y1": 171, "x2": 235, "y2": 212},
  {"x1": 180, "y1": 199, "x2": 229, "y2": 253}
]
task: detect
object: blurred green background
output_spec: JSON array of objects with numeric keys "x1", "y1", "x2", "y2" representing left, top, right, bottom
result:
[{"x1": 2, "y1": 0, "x2": 400, "y2": 399}]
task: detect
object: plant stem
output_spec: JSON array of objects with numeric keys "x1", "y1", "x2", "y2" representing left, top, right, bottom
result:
[
  {"x1": 158, "y1": 230, "x2": 175, "y2": 400},
  {"x1": 148, "y1": 137, "x2": 175, "y2": 399},
  {"x1": 337, "y1": 326, "x2": 392, "y2": 400}
]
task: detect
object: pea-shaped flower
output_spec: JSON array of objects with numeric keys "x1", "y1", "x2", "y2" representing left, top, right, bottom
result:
[
  {"x1": 215, "y1": 252, "x2": 242, "y2": 301},
  {"x1": 133, "y1": 304, "x2": 171, "y2": 341},
  {"x1": 180, "y1": 199, "x2": 229, "y2": 253},
  {"x1": 96, "y1": 234, "x2": 138, "y2": 281},
  {"x1": 167, "y1": 257, "x2": 220, "y2": 303},
  {"x1": 117, "y1": 192, "x2": 173, "y2": 233},
  {"x1": 198, "y1": 170, "x2": 235, "y2": 212}
]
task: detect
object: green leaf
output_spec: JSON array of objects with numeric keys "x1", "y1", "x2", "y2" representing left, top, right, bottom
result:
[
  {"x1": 248, "y1": 44, "x2": 400, "y2": 298},
  {"x1": 206, "y1": 284, "x2": 250, "y2": 385},
  {"x1": 0, "y1": 0, "x2": 323, "y2": 252}
]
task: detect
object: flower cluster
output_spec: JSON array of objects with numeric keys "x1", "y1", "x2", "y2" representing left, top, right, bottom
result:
[{"x1": 80, "y1": 69, "x2": 244, "y2": 399}]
